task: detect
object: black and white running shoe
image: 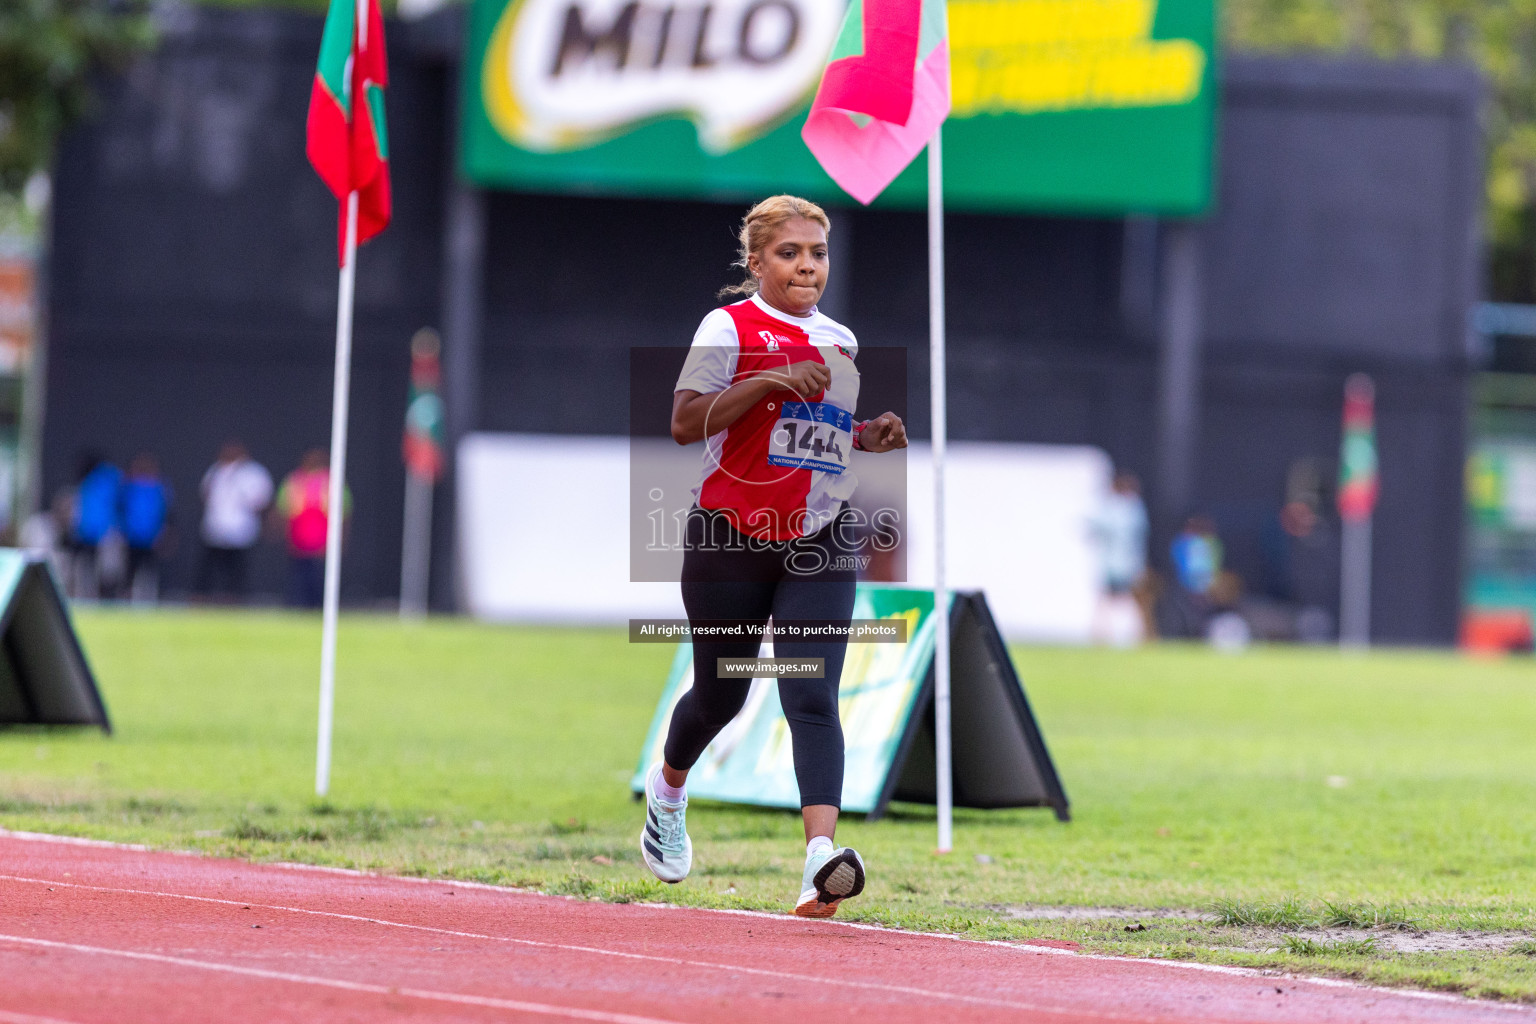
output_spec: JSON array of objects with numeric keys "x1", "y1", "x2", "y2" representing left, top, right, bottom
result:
[
  {"x1": 639, "y1": 764, "x2": 692, "y2": 884},
  {"x1": 794, "y1": 846, "x2": 865, "y2": 918}
]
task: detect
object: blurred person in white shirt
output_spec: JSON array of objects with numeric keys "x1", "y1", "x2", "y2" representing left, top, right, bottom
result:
[
  {"x1": 1090, "y1": 472, "x2": 1149, "y2": 646},
  {"x1": 195, "y1": 440, "x2": 272, "y2": 603}
]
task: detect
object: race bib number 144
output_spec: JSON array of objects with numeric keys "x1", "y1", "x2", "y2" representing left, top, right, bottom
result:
[{"x1": 768, "y1": 402, "x2": 852, "y2": 475}]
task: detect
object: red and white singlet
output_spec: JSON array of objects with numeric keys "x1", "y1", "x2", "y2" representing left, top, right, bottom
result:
[{"x1": 675, "y1": 293, "x2": 861, "y2": 541}]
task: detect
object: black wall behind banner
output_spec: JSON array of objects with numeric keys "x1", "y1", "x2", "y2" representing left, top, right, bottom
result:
[
  {"x1": 45, "y1": 7, "x2": 1481, "y2": 642},
  {"x1": 45, "y1": 8, "x2": 450, "y2": 603}
]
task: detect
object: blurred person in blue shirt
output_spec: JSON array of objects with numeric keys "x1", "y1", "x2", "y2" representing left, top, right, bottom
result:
[
  {"x1": 1155, "y1": 515, "x2": 1225, "y2": 640},
  {"x1": 69, "y1": 453, "x2": 124, "y2": 598},
  {"x1": 1171, "y1": 515, "x2": 1222, "y2": 597},
  {"x1": 119, "y1": 453, "x2": 173, "y2": 603}
]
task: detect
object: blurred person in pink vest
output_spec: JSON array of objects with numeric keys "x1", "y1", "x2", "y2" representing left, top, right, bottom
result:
[{"x1": 275, "y1": 449, "x2": 351, "y2": 609}]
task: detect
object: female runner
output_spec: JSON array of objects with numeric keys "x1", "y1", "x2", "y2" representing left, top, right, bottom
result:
[{"x1": 641, "y1": 195, "x2": 908, "y2": 917}]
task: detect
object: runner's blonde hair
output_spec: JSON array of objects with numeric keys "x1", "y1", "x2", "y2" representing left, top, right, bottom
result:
[{"x1": 719, "y1": 195, "x2": 832, "y2": 299}]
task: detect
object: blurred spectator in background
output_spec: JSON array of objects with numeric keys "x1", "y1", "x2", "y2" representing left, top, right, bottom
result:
[
  {"x1": 1089, "y1": 472, "x2": 1148, "y2": 646},
  {"x1": 69, "y1": 453, "x2": 124, "y2": 599},
  {"x1": 196, "y1": 441, "x2": 272, "y2": 603},
  {"x1": 119, "y1": 453, "x2": 173, "y2": 603},
  {"x1": 1158, "y1": 515, "x2": 1224, "y2": 639},
  {"x1": 20, "y1": 491, "x2": 67, "y2": 581},
  {"x1": 1172, "y1": 515, "x2": 1222, "y2": 597},
  {"x1": 1257, "y1": 458, "x2": 1338, "y2": 642},
  {"x1": 276, "y1": 449, "x2": 349, "y2": 608}
]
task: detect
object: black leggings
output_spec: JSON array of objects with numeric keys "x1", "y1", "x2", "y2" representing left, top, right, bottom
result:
[{"x1": 664, "y1": 507, "x2": 859, "y2": 808}]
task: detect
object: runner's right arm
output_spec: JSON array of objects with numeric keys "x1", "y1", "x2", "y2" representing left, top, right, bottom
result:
[{"x1": 671, "y1": 361, "x2": 831, "y2": 445}]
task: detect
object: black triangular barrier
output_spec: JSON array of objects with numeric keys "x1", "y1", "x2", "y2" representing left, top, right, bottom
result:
[
  {"x1": 0, "y1": 552, "x2": 110, "y2": 732},
  {"x1": 869, "y1": 591, "x2": 1068, "y2": 822}
]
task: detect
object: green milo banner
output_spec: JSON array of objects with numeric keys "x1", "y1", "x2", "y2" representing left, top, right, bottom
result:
[
  {"x1": 630, "y1": 585, "x2": 937, "y2": 813},
  {"x1": 463, "y1": 0, "x2": 1218, "y2": 214}
]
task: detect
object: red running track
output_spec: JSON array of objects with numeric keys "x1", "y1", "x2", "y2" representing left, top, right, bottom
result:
[{"x1": 0, "y1": 831, "x2": 1530, "y2": 1024}]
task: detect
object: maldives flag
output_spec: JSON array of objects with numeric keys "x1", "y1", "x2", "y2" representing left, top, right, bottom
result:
[
  {"x1": 403, "y1": 339, "x2": 445, "y2": 482},
  {"x1": 1338, "y1": 374, "x2": 1379, "y2": 523},
  {"x1": 306, "y1": 0, "x2": 391, "y2": 263},
  {"x1": 802, "y1": 0, "x2": 951, "y2": 206}
]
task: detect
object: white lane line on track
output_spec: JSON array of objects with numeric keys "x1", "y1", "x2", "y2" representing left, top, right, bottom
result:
[
  {"x1": 0, "y1": 874, "x2": 1188, "y2": 1023},
  {"x1": 5, "y1": 829, "x2": 1529, "y2": 1017},
  {"x1": 0, "y1": 933, "x2": 685, "y2": 1024},
  {"x1": 4, "y1": 831, "x2": 1531, "y2": 1018},
  {"x1": 611, "y1": 898, "x2": 1536, "y2": 1013},
  {"x1": 0, "y1": 1011, "x2": 86, "y2": 1024},
  {"x1": 0, "y1": 831, "x2": 153, "y2": 852}
]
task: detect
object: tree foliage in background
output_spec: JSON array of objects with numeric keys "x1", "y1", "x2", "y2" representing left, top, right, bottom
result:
[
  {"x1": 0, "y1": 0, "x2": 152, "y2": 193},
  {"x1": 1224, "y1": 0, "x2": 1536, "y2": 299},
  {"x1": 178, "y1": 0, "x2": 399, "y2": 13}
]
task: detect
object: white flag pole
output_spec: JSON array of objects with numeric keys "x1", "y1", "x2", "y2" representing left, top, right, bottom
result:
[
  {"x1": 928, "y1": 126, "x2": 953, "y2": 854},
  {"x1": 400, "y1": 328, "x2": 440, "y2": 619},
  {"x1": 316, "y1": 188, "x2": 359, "y2": 798},
  {"x1": 316, "y1": 0, "x2": 371, "y2": 797},
  {"x1": 1339, "y1": 513, "x2": 1372, "y2": 649},
  {"x1": 1339, "y1": 373, "x2": 1376, "y2": 650},
  {"x1": 399, "y1": 470, "x2": 433, "y2": 618}
]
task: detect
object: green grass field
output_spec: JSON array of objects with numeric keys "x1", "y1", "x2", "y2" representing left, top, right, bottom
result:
[{"x1": 4, "y1": 610, "x2": 1536, "y2": 1000}]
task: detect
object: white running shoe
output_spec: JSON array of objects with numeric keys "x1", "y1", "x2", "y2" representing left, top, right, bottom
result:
[
  {"x1": 639, "y1": 764, "x2": 692, "y2": 884},
  {"x1": 794, "y1": 845, "x2": 866, "y2": 918}
]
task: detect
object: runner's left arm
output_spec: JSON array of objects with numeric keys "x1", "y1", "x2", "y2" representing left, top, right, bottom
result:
[{"x1": 856, "y1": 413, "x2": 907, "y2": 454}]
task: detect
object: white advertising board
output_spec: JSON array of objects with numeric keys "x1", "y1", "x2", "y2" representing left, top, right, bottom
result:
[{"x1": 458, "y1": 433, "x2": 1112, "y2": 641}]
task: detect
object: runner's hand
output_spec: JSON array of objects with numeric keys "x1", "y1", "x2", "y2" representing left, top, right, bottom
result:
[
  {"x1": 759, "y1": 360, "x2": 831, "y2": 398},
  {"x1": 859, "y1": 412, "x2": 908, "y2": 453}
]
